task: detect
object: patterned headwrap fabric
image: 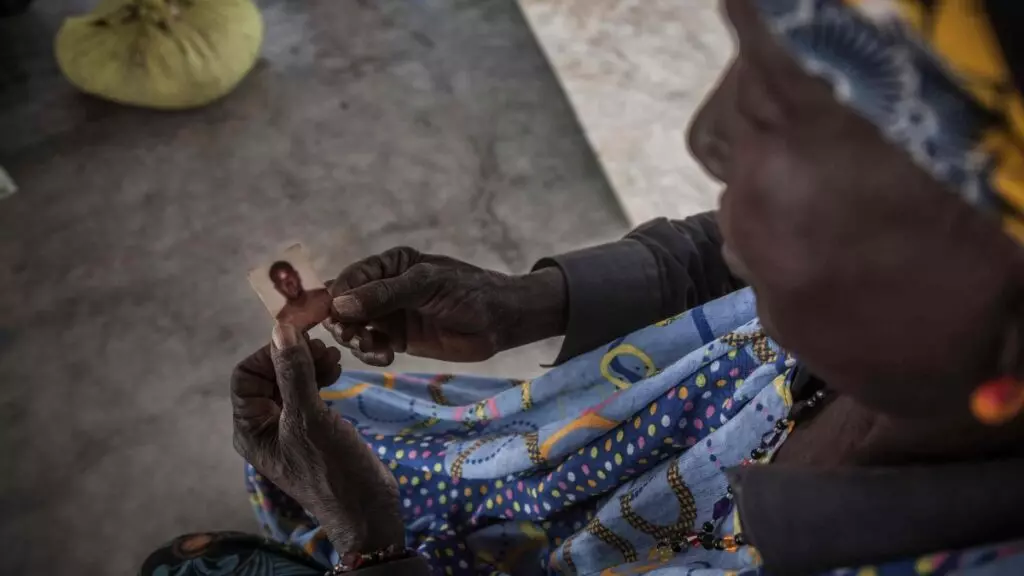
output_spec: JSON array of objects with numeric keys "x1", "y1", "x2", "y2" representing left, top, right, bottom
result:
[{"x1": 754, "y1": 0, "x2": 1024, "y2": 244}]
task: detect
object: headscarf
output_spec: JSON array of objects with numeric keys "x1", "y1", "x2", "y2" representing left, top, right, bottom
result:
[{"x1": 754, "y1": 0, "x2": 1024, "y2": 243}]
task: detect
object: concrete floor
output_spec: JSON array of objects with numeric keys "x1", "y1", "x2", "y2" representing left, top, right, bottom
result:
[
  {"x1": 0, "y1": 1, "x2": 627, "y2": 573},
  {"x1": 519, "y1": 0, "x2": 730, "y2": 225}
]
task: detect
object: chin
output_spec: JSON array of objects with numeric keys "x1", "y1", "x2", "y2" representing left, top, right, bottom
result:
[{"x1": 721, "y1": 244, "x2": 753, "y2": 285}]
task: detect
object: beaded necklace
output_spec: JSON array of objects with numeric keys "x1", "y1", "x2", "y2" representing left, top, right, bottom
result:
[{"x1": 654, "y1": 389, "x2": 830, "y2": 558}]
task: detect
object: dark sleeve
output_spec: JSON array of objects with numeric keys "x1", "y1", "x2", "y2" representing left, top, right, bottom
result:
[
  {"x1": 534, "y1": 211, "x2": 744, "y2": 363},
  {"x1": 351, "y1": 556, "x2": 432, "y2": 575}
]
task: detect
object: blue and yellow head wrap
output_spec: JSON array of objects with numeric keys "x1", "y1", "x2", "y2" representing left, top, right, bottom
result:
[{"x1": 755, "y1": 0, "x2": 1024, "y2": 244}]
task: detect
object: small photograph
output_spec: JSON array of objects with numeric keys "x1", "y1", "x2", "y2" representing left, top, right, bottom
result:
[{"x1": 248, "y1": 243, "x2": 332, "y2": 331}]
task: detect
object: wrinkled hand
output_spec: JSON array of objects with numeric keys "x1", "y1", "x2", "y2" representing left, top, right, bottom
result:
[
  {"x1": 323, "y1": 247, "x2": 567, "y2": 366},
  {"x1": 231, "y1": 324, "x2": 404, "y2": 554}
]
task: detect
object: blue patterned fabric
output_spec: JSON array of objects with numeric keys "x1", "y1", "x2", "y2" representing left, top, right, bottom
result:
[
  {"x1": 138, "y1": 532, "x2": 323, "y2": 576},
  {"x1": 232, "y1": 288, "x2": 1024, "y2": 575}
]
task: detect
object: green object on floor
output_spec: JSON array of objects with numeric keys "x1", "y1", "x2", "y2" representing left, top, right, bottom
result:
[{"x1": 55, "y1": 0, "x2": 264, "y2": 110}]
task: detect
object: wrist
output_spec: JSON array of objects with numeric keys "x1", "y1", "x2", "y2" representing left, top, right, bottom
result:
[
  {"x1": 501, "y1": 267, "x2": 567, "y2": 350},
  {"x1": 318, "y1": 506, "x2": 405, "y2": 556}
]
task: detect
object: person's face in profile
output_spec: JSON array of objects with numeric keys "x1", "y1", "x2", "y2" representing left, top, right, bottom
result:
[{"x1": 271, "y1": 265, "x2": 304, "y2": 301}]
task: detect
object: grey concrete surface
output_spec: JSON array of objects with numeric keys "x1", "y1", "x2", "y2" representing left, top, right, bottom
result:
[
  {"x1": 0, "y1": 0, "x2": 627, "y2": 573},
  {"x1": 519, "y1": 0, "x2": 731, "y2": 226}
]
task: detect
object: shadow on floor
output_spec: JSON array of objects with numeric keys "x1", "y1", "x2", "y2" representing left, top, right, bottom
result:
[{"x1": 0, "y1": 0, "x2": 626, "y2": 572}]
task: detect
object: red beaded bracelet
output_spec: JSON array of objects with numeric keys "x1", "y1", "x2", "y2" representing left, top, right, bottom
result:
[{"x1": 325, "y1": 544, "x2": 415, "y2": 575}]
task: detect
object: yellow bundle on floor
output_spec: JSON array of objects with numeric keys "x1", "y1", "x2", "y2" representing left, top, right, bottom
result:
[{"x1": 55, "y1": 0, "x2": 263, "y2": 110}]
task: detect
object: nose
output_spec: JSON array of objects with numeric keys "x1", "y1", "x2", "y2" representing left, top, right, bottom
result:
[
  {"x1": 687, "y1": 62, "x2": 738, "y2": 184},
  {"x1": 692, "y1": 129, "x2": 731, "y2": 183}
]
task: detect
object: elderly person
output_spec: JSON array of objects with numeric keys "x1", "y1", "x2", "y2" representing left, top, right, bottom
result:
[{"x1": 144, "y1": 0, "x2": 1024, "y2": 574}]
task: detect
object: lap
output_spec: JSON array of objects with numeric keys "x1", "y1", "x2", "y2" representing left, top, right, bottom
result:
[{"x1": 251, "y1": 289, "x2": 786, "y2": 575}]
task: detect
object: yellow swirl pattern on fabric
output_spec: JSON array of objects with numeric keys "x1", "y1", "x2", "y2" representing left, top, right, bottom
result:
[
  {"x1": 482, "y1": 523, "x2": 548, "y2": 573},
  {"x1": 319, "y1": 383, "x2": 369, "y2": 401},
  {"x1": 539, "y1": 413, "x2": 617, "y2": 460},
  {"x1": 521, "y1": 380, "x2": 534, "y2": 411},
  {"x1": 773, "y1": 371, "x2": 794, "y2": 409},
  {"x1": 600, "y1": 344, "x2": 657, "y2": 390}
]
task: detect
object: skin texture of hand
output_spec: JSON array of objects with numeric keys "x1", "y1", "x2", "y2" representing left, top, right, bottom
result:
[
  {"x1": 231, "y1": 324, "x2": 404, "y2": 555},
  {"x1": 322, "y1": 247, "x2": 567, "y2": 366}
]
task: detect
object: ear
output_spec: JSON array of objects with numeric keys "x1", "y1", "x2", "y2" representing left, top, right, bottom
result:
[{"x1": 969, "y1": 274, "x2": 1024, "y2": 426}]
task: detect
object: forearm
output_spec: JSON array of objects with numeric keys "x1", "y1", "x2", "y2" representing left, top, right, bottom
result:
[
  {"x1": 535, "y1": 211, "x2": 744, "y2": 363},
  {"x1": 315, "y1": 443, "x2": 406, "y2": 555}
]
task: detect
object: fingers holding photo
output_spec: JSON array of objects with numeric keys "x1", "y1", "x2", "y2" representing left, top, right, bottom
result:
[
  {"x1": 327, "y1": 246, "x2": 424, "y2": 298},
  {"x1": 323, "y1": 318, "x2": 396, "y2": 367},
  {"x1": 270, "y1": 323, "x2": 323, "y2": 411},
  {"x1": 230, "y1": 332, "x2": 342, "y2": 424},
  {"x1": 310, "y1": 337, "x2": 343, "y2": 387}
]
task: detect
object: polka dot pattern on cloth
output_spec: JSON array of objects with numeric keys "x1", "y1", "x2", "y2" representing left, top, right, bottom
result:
[{"x1": 243, "y1": 289, "x2": 803, "y2": 575}]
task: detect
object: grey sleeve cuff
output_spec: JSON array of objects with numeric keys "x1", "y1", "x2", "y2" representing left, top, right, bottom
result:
[
  {"x1": 534, "y1": 239, "x2": 660, "y2": 364},
  {"x1": 350, "y1": 555, "x2": 432, "y2": 575}
]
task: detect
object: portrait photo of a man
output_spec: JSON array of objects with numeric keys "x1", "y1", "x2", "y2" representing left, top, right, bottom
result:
[
  {"x1": 269, "y1": 260, "x2": 330, "y2": 327},
  {"x1": 248, "y1": 244, "x2": 332, "y2": 330}
]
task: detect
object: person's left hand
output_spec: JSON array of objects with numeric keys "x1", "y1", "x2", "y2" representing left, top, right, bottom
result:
[{"x1": 230, "y1": 324, "x2": 405, "y2": 555}]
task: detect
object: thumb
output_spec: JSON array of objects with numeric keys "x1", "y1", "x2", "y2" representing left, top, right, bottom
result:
[
  {"x1": 271, "y1": 323, "x2": 323, "y2": 413},
  {"x1": 332, "y1": 263, "x2": 437, "y2": 323}
]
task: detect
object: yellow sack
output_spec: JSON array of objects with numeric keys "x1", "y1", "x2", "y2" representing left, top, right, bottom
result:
[{"x1": 55, "y1": 0, "x2": 263, "y2": 110}]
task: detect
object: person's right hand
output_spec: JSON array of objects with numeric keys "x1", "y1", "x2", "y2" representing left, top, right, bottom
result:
[
  {"x1": 323, "y1": 247, "x2": 566, "y2": 366},
  {"x1": 231, "y1": 325, "x2": 404, "y2": 555}
]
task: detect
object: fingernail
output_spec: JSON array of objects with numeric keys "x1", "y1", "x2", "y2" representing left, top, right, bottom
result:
[
  {"x1": 272, "y1": 322, "x2": 299, "y2": 349},
  {"x1": 333, "y1": 295, "x2": 359, "y2": 317},
  {"x1": 369, "y1": 351, "x2": 392, "y2": 367}
]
